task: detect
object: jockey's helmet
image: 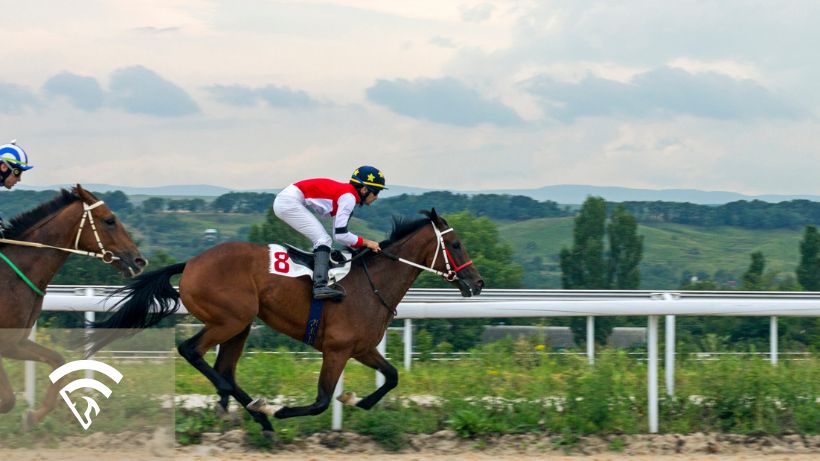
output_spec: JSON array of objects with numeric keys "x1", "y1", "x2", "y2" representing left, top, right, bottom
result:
[
  {"x1": 350, "y1": 166, "x2": 387, "y2": 194},
  {"x1": 0, "y1": 141, "x2": 33, "y2": 172}
]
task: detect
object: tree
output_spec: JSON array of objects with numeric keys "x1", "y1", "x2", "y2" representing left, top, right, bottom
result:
[
  {"x1": 97, "y1": 190, "x2": 133, "y2": 214},
  {"x1": 560, "y1": 197, "x2": 609, "y2": 345},
  {"x1": 211, "y1": 192, "x2": 275, "y2": 213},
  {"x1": 741, "y1": 251, "x2": 766, "y2": 290},
  {"x1": 141, "y1": 197, "x2": 166, "y2": 213},
  {"x1": 608, "y1": 204, "x2": 643, "y2": 289},
  {"x1": 797, "y1": 225, "x2": 820, "y2": 290},
  {"x1": 560, "y1": 196, "x2": 607, "y2": 289},
  {"x1": 561, "y1": 198, "x2": 645, "y2": 345}
]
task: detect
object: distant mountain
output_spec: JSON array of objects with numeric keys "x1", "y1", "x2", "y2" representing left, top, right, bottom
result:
[
  {"x1": 388, "y1": 185, "x2": 820, "y2": 204},
  {"x1": 464, "y1": 185, "x2": 820, "y2": 205},
  {"x1": 19, "y1": 183, "x2": 250, "y2": 196},
  {"x1": 17, "y1": 183, "x2": 820, "y2": 204}
]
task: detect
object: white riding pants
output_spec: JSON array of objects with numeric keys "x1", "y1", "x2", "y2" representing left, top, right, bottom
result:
[{"x1": 273, "y1": 184, "x2": 332, "y2": 249}]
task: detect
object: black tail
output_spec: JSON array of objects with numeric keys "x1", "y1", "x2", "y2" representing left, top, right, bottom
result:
[{"x1": 85, "y1": 262, "x2": 186, "y2": 356}]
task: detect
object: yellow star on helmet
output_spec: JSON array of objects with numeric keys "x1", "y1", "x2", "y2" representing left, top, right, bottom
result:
[
  {"x1": 367, "y1": 173, "x2": 376, "y2": 182},
  {"x1": 354, "y1": 169, "x2": 360, "y2": 175},
  {"x1": 378, "y1": 172, "x2": 384, "y2": 178}
]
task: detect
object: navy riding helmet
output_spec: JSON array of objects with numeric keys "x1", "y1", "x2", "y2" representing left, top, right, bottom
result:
[{"x1": 350, "y1": 166, "x2": 387, "y2": 194}]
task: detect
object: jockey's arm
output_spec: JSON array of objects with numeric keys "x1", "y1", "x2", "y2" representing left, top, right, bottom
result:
[
  {"x1": 332, "y1": 194, "x2": 380, "y2": 252},
  {"x1": 332, "y1": 194, "x2": 362, "y2": 248}
]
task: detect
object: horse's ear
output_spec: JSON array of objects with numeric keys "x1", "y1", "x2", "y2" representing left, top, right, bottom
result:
[{"x1": 430, "y1": 208, "x2": 439, "y2": 222}]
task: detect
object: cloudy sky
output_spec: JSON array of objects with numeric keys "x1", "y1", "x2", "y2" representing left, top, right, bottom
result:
[{"x1": 2, "y1": 0, "x2": 819, "y2": 194}]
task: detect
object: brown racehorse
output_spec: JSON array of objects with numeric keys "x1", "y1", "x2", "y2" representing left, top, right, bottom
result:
[
  {"x1": 0, "y1": 185, "x2": 146, "y2": 426},
  {"x1": 87, "y1": 208, "x2": 483, "y2": 432}
]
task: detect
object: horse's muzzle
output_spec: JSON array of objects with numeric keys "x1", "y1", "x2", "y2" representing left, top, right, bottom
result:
[
  {"x1": 118, "y1": 255, "x2": 148, "y2": 277},
  {"x1": 472, "y1": 279, "x2": 484, "y2": 295},
  {"x1": 459, "y1": 278, "x2": 484, "y2": 297}
]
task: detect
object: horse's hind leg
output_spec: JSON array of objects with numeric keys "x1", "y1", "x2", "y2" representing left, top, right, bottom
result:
[
  {"x1": 177, "y1": 327, "x2": 236, "y2": 398},
  {"x1": 213, "y1": 326, "x2": 250, "y2": 412},
  {"x1": 0, "y1": 339, "x2": 66, "y2": 425},
  {"x1": 345, "y1": 348, "x2": 398, "y2": 410},
  {"x1": 260, "y1": 349, "x2": 350, "y2": 419},
  {"x1": 0, "y1": 358, "x2": 16, "y2": 414},
  {"x1": 213, "y1": 325, "x2": 273, "y2": 431}
]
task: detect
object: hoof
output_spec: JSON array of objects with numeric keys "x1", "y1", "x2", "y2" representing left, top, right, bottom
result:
[
  {"x1": 337, "y1": 391, "x2": 361, "y2": 406},
  {"x1": 247, "y1": 397, "x2": 266, "y2": 412},
  {"x1": 214, "y1": 402, "x2": 229, "y2": 417},
  {"x1": 247, "y1": 398, "x2": 278, "y2": 416},
  {"x1": 262, "y1": 430, "x2": 275, "y2": 439}
]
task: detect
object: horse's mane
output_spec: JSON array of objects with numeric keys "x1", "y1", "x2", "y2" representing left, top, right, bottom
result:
[
  {"x1": 379, "y1": 210, "x2": 446, "y2": 249},
  {"x1": 4, "y1": 189, "x2": 80, "y2": 240}
]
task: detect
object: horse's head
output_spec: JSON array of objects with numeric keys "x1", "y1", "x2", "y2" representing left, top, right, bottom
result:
[
  {"x1": 423, "y1": 208, "x2": 484, "y2": 297},
  {"x1": 73, "y1": 185, "x2": 147, "y2": 277}
]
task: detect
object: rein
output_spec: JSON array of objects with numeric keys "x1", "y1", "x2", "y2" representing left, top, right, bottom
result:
[
  {"x1": 379, "y1": 221, "x2": 473, "y2": 282},
  {"x1": 361, "y1": 256, "x2": 395, "y2": 315},
  {"x1": 0, "y1": 199, "x2": 119, "y2": 296},
  {"x1": 0, "y1": 200, "x2": 119, "y2": 263},
  {"x1": 359, "y1": 220, "x2": 473, "y2": 315}
]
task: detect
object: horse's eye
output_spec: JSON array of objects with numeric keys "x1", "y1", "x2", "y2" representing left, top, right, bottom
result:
[
  {"x1": 452, "y1": 241, "x2": 461, "y2": 249},
  {"x1": 104, "y1": 217, "x2": 116, "y2": 226}
]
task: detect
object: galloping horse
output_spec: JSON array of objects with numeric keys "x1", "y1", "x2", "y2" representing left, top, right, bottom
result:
[
  {"x1": 0, "y1": 185, "x2": 146, "y2": 426},
  {"x1": 88, "y1": 208, "x2": 483, "y2": 432}
]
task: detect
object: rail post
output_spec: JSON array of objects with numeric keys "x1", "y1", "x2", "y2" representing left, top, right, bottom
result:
[
  {"x1": 403, "y1": 319, "x2": 412, "y2": 371},
  {"x1": 648, "y1": 314, "x2": 659, "y2": 433}
]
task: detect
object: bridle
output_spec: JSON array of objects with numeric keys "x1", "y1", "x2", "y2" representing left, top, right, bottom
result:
[
  {"x1": 361, "y1": 219, "x2": 474, "y2": 316},
  {"x1": 381, "y1": 220, "x2": 473, "y2": 282},
  {"x1": 74, "y1": 200, "x2": 118, "y2": 263},
  {"x1": 0, "y1": 199, "x2": 119, "y2": 263}
]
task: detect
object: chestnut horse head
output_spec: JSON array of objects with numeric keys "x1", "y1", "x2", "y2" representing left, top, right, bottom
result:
[{"x1": 0, "y1": 184, "x2": 145, "y2": 426}]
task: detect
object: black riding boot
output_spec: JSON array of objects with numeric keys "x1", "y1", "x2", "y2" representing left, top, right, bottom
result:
[{"x1": 312, "y1": 245, "x2": 344, "y2": 300}]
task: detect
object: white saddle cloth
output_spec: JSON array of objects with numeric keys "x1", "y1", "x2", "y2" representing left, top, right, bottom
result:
[{"x1": 268, "y1": 244, "x2": 353, "y2": 284}]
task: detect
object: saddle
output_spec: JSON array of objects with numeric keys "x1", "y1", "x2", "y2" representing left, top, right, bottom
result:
[{"x1": 284, "y1": 244, "x2": 348, "y2": 271}]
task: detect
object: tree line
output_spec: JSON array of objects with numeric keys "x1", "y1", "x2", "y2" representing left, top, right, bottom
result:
[
  {"x1": 619, "y1": 199, "x2": 820, "y2": 229},
  {"x1": 7, "y1": 189, "x2": 820, "y2": 230}
]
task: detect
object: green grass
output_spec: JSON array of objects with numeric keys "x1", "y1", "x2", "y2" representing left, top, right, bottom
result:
[
  {"x1": 172, "y1": 346, "x2": 819, "y2": 437},
  {"x1": 4, "y1": 346, "x2": 816, "y2": 449},
  {"x1": 498, "y1": 217, "x2": 805, "y2": 288}
]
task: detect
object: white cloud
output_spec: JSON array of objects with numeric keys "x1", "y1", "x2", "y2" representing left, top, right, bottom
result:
[{"x1": 4, "y1": 0, "x2": 820, "y2": 196}]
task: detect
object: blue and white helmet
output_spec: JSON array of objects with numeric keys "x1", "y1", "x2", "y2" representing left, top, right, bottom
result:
[{"x1": 0, "y1": 140, "x2": 33, "y2": 171}]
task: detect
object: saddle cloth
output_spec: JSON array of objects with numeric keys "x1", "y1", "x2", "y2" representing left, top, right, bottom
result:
[{"x1": 268, "y1": 244, "x2": 353, "y2": 283}]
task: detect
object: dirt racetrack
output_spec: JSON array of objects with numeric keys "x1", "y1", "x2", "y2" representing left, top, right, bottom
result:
[
  {"x1": 1, "y1": 430, "x2": 818, "y2": 461},
  {"x1": 1, "y1": 449, "x2": 818, "y2": 461}
]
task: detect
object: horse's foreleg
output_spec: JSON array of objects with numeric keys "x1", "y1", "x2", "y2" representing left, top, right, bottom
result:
[
  {"x1": 213, "y1": 326, "x2": 273, "y2": 431},
  {"x1": 0, "y1": 339, "x2": 66, "y2": 425},
  {"x1": 257, "y1": 349, "x2": 349, "y2": 419},
  {"x1": 346, "y1": 348, "x2": 398, "y2": 410},
  {"x1": 0, "y1": 358, "x2": 16, "y2": 414}
]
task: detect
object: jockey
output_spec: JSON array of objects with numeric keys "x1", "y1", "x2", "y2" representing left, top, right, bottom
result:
[
  {"x1": 0, "y1": 140, "x2": 34, "y2": 231},
  {"x1": 273, "y1": 166, "x2": 386, "y2": 300},
  {"x1": 0, "y1": 141, "x2": 32, "y2": 191}
]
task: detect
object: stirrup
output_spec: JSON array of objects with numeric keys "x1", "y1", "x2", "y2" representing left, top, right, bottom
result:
[{"x1": 313, "y1": 285, "x2": 345, "y2": 300}]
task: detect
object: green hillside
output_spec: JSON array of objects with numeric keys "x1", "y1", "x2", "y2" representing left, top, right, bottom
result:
[{"x1": 498, "y1": 217, "x2": 804, "y2": 289}]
